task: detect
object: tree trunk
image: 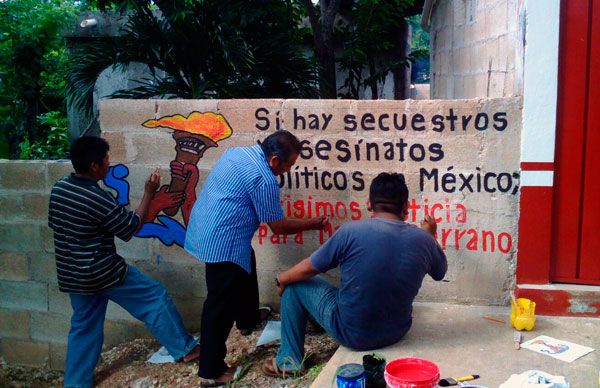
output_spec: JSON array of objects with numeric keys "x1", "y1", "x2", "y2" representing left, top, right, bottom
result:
[
  {"x1": 393, "y1": 18, "x2": 411, "y2": 100},
  {"x1": 368, "y1": 59, "x2": 378, "y2": 99},
  {"x1": 304, "y1": 0, "x2": 340, "y2": 98}
]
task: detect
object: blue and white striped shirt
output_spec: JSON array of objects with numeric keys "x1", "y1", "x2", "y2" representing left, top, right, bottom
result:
[{"x1": 184, "y1": 144, "x2": 284, "y2": 273}]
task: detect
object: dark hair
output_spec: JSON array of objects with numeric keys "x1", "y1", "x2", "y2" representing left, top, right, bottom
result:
[
  {"x1": 70, "y1": 136, "x2": 109, "y2": 174},
  {"x1": 369, "y1": 173, "x2": 409, "y2": 216},
  {"x1": 259, "y1": 130, "x2": 302, "y2": 162}
]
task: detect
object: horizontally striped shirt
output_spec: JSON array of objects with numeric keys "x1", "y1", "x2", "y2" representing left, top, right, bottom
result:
[
  {"x1": 48, "y1": 174, "x2": 140, "y2": 294},
  {"x1": 184, "y1": 144, "x2": 284, "y2": 273}
]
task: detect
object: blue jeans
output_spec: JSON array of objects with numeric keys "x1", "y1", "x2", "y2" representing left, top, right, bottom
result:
[
  {"x1": 64, "y1": 266, "x2": 197, "y2": 388},
  {"x1": 276, "y1": 276, "x2": 346, "y2": 371}
]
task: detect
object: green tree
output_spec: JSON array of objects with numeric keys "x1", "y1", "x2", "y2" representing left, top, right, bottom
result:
[
  {"x1": 68, "y1": 0, "x2": 318, "y2": 119},
  {"x1": 0, "y1": 0, "x2": 77, "y2": 158},
  {"x1": 300, "y1": 0, "x2": 423, "y2": 99}
]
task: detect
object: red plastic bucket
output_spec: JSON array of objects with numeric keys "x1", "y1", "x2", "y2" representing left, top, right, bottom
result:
[{"x1": 384, "y1": 357, "x2": 440, "y2": 388}]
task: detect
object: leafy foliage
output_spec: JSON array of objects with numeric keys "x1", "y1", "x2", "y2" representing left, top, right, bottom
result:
[
  {"x1": 68, "y1": 0, "x2": 318, "y2": 118},
  {"x1": 19, "y1": 111, "x2": 70, "y2": 159},
  {"x1": 0, "y1": 0, "x2": 77, "y2": 158},
  {"x1": 336, "y1": 0, "x2": 419, "y2": 98}
]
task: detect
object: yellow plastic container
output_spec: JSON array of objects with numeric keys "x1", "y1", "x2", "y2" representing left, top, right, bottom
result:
[{"x1": 511, "y1": 297, "x2": 536, "y2": 331}]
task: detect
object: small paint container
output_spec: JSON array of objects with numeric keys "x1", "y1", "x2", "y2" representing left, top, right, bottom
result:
[{"x1": 336, "y1": 363, "x2": 366, "y2": 388}]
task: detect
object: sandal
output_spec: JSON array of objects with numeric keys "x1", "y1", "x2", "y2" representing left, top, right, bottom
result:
[
  {"x1": 261, "y1": 358, "x2": 304, "y2": 378},
  {"x1": 239, "y1": 306, "x2": 273, "y2": 336},
  {"x1": 199, "y1": 366, "x2": 242, "y2": 387}
]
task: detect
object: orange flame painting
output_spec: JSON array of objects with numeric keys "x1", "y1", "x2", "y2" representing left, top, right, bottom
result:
[{"x1": 141, "y1": 111, "x2": 234, "y2": 225}]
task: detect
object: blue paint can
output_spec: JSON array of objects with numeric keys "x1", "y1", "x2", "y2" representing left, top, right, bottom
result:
[{"x1": 336, "y1": 363, "x2": 366, "y2": 388}]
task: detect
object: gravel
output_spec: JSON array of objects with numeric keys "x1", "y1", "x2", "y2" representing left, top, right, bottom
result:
[{"x1": 0, "y1": 317, "x2": 338, "y2": 388}]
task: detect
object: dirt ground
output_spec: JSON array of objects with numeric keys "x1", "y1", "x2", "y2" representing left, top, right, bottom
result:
[{"x1": 0, "y1": 318, "x2": 338, "y2": 388}]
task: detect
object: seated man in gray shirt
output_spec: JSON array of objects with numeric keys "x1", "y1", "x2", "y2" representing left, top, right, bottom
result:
[{"x1": 262, "y1": 172, "x2": 447, "y2": 376}]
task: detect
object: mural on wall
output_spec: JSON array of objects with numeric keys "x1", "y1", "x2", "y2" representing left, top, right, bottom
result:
[
  {"x1": 101, "y1": 99, "x2": 520, "y2": 260},
  {"x1": 104, "y1": 112, "x2": 233, "y2": 247},
  {"x1": 98, "y1": 98, "x2": 522, "y2": 302}
]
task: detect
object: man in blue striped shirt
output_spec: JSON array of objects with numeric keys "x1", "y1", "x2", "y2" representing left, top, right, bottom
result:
[
  {"x1": 48, "y1": 137, "x2": 199, "y2": 388},
  {"x1": 184, "y1": 130, "x2": 328, "y2": 386}
]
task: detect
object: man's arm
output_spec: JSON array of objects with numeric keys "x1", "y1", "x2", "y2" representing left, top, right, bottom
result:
[
  {"x1": 267, "y1": 216, "x2": 329, "y2": 235},
  {"x1": 276, "y1": 258, "x2": 320, "y2": 296},
  {"x1": 420, "y1": 214, "x2": 447, "y2": 280}
]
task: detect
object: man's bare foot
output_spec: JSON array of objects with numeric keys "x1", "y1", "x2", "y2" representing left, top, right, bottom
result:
[
  {"x1": 199, "y1": 366, "x2": 241, "y2": 387},
  {"x1": 182, "y1": 344, "x2": 200, "y2": 362}
]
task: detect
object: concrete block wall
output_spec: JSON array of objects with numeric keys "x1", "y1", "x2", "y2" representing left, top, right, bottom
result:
[
  {"x1": 0, "y1": 160, "x2": 203, "y2": 370},
  {"x1": 99, "y1": 98, "x2": 522, "y2": 308},
  {"x1": 429, "y1": 0, "x2": 521, "y2": 99},
  {"x1": 1, "y1": 97, "x2": 522, "y2": 370}
]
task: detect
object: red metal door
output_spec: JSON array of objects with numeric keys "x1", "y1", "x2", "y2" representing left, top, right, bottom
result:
[{"x1": 552, "y1": 0, "x2": 600, "y2": 285}]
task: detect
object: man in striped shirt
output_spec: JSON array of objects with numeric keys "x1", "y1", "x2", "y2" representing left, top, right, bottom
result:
[
  {"x1": 48, "y1": 136, "x2": 199, "y2": 388},
  {"x1": 185, "y1": 130, "x2": 329, "y2": 386}
]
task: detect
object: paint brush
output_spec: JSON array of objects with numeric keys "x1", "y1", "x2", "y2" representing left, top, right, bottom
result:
[
  {"x1": 514, "y1": 330, "x2": 522, "y2": 349},
  {"x1": 438, "y1": 375, "x2": 480, "y2": 386}
]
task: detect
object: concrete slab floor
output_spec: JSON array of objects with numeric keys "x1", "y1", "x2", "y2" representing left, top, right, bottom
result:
[{"x1": 311, "y1": 303, "x2": 599, "y2": 387}]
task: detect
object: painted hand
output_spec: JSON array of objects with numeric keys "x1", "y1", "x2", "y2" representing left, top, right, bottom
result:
[{"x1": 146, "y1": 185, "x2": 185, "y2": 222}]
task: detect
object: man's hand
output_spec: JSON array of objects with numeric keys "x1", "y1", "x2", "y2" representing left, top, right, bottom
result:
[
  {"x1": 420, "y1": 215, "x2": 437, "y2": 236},
  {"x1": 310, "y1": 215, "x2": 331, "y2": 230},
  {"x1": 275, "y1": 259, "x2": 320, "y2": 297},
  {"x1": 145, "y1": 167, "x2": 161, "y2": 195}
]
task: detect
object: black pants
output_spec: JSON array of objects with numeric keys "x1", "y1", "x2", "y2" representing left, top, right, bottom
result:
[{"x1": 198, "y1": 251, "x2": 259, "y2": 378}]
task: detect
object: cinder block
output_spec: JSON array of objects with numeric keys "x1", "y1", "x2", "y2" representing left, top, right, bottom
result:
[
  {"x1": 0, "y1": 252, "x2": 28, "y2": 281},
  {"x1": 488, "y1": 71, "x2": 506, "y2": 98},
  {"x1": 48, "y1": 284, "x2": 71, "y2": 316},
  {"x1": 0, "y1": 280, "x2": 47, "y2": 311},
  {"x1": 42, "y1": 225, "x2": 55, "y2": 254},
  {"x1": 46, "y1": 160, "x2": 72, "y2": 190},
  {"x1": 452, "y1": 0, "x2": 466, "y2": 26},
  {"x1": 152, "y1": 240, "x2": 197, "y2": 265},
  {"x1": 0, "y1": 309, "x2": 30, "y2": 339},
  {"x1": 103, "y1": 320, "x2": 151, "y2": 349},
  {"x1": 102, "y1": 131, "x2": 128, "y2": 164},
  {"x1": 474, "y1": 73, "x2": 488, "y2": 97},
  {"x1": 132, "y1": 259, "x2": 206, "y2": 298},
  {"x1": 0, "y1": 224, "x2": 44, "y2": 252},
  {"x1": 21, "y1": 193, "x2": 49, "y2": 222},
  {"x1": 217, "y1": 99, "x2": 284, "y2": 134},
  {"x1": 0, "y1": 194, "x2": 23, "y2": 221},
  {"x1": 105, "y1": 299, "x2": 138, "y2": 322},
  {"x1": 30, "y1": 312, "x2": 70, "y2": 344},
  {"x1": 171, "y1": 296, "x2": 203, "y2": 332},
  {"x1": 0, "y1": 339, "x2": 49, "y2": 367},
  {"x1": 487, "y1": 1, "x2": 508, "y2": 38},
  {"x1": 99, "y1": 99, "x2": 157, "y2": 134},
  {"x1": 49, "y1": 343, "x2": 67, "y2": 371},
  {"x1": 156, "y1": 99, "x2": 219, "y2": 118},
  {"x1": 29, "y1": 253, "x2": 57, "y2": 284},
  {"x1": 0, "y1": 161, "x2": 47, "y2": 191},
  {"x1": 115, "y1": 233, "x2": 152, "y2": 260},
  {"x1": 127, "y1": 131, "x2": 176, "y2": 166}
]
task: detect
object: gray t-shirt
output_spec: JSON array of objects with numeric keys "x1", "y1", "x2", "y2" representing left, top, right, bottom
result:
[{"x1": 310, "y1": 218, "x2": 447, "y2": 350}]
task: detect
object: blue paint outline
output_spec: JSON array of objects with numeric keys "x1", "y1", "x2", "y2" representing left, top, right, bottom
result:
[{"x1": 103, "y1": 164, "x2": 187, "y2": 247}]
